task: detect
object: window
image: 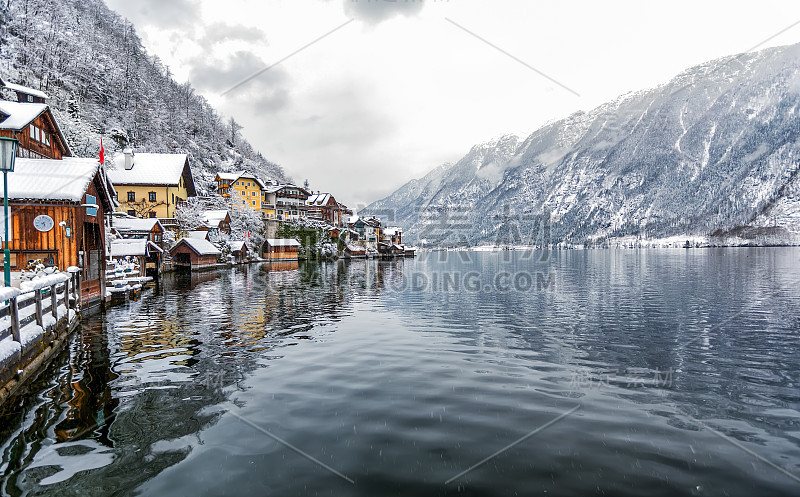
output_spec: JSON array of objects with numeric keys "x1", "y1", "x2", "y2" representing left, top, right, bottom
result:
[
  {"x1": 127, "y1": 191, "x2": 135, "y2": 202},
  {"x1": 27, "y1": 95, "x2": 34, "y2": 103},
  {"x1": 149, "y1": 211, "x2": 156, "y2": 218},
  {"x1": 252, "y1": 200, "x2": 256, "y2": 206},
  {"x1": 149, "y1": 192, "x2": 157, "y2": 202},
  {"x1": 154, "y1": 234, "x2": 162, "y2": 243},
  {"x1": 127, "y1": 210, "x2": 136, "y2": 216}
]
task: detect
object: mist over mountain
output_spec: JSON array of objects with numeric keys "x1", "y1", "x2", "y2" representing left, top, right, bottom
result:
[
  {"x1": 366, "y1": 43, "x2": 800, "y2": 246},
  {"x1": 0, "y1": 0, "x2": 287, "y2": 193}
]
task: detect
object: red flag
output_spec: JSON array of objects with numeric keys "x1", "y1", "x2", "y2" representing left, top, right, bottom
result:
[{"x1": 99, "y1": 139, "x2": 105, "y2": 165}]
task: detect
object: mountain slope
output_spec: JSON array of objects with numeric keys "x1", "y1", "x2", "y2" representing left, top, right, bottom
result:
[
  {"x1": 367, "y1": 43, "x2": 800, "y2": 246},
  {"x1": 0, "y1": 0, "x2": 287, "y2": 193}
]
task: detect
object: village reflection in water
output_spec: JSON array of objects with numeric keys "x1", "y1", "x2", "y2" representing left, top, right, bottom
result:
[{"x1": 0, "y1": 259, "x2": 408, "y2": 493}]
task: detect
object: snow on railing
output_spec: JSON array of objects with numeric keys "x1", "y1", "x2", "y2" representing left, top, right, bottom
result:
[{"x1": 0, "y1": 271, "x2": 80, "y2": 367}]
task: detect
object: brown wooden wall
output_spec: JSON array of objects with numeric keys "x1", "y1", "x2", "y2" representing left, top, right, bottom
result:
[
  {"x1": 0, "y1": 109, "x2": 67, "y2": 160},
  {"x1": 9, "y1": 173, "x2": 107, "y2": 277}
]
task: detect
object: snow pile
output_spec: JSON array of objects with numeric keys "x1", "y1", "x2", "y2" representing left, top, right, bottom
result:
[
  {"x1": 0, "y1": 287, "x2": 21, "y2": 301},
  {"x1": 19, "y1": 273, "x2": 69, "y2": 293}
]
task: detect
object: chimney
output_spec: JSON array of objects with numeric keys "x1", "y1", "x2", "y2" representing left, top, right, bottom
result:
[{"x1": 123, "y1": 147, "x2": 134, "y2": 170}]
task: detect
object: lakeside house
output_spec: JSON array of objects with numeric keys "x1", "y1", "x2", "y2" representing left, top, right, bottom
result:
[
  {"x1": 199, "y1": 210, "x2": 231, "y2": 235},
  {"x1": 109, "y1": 238, "x2": 163, "y2": 278},
  {"x1": 6, "y1": 157, "x2": 116, "y2": 305},
  {"x1": 216, "y1": 171, "x2": 268, "y2": 213},
  {"x1": 228, "y1": 240, "x2": 249, "y2": 263},
  {"x1": 107, "y1": 148, "x2": 196, "y2": 226},
  {"x1": 262, "y1": 238, "x2": 301, "y2": 260},
  {"x1": 110, "y1": 215, "x2": 166, "y2": 251},
  {"x1": 262, "y1": 185, "x2": 311, "y2": 221},
  {"x1": 169, "y1": 237, "x2": 221, "y2": 270},
  {"x1": 307, "y1": 192, "x2": 346, "y2": 226}
]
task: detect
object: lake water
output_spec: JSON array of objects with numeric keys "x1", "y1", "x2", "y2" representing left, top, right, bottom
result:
[{"x1": 1, "y1": 248, "x2": 799, "y2": 496}]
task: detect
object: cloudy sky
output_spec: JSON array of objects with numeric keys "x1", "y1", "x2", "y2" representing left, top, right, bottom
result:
[{"x1": 105, "y1": 0, "x2": 800, "y2": 208}]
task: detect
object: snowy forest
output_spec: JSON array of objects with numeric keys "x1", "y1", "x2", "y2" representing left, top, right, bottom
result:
[{"x1": 0, "y1": 0, "x2": 287, "y2": 194}]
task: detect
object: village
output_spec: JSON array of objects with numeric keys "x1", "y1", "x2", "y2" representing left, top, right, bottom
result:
[{"x1": 0, "y1": 75, "x2": 413, "y2": 404}]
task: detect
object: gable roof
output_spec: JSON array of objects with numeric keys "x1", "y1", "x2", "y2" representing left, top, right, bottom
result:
[
  {"x1": 202, "y1": 210, "x2": 230, "y2": 227},
  {"x1": 0, "y1": 101, "x2": 48, "y2": 130},
  {"x1": 107, "y1": 152, "x2": 196, "y2": 195},
  {"x1": 215, "y1": 171, "x2": 267, "y2": 188},
  {"x1": 186, "y1": 230, "x2": 211, "y2": 240},
  {"x1": 2, "y1": 81, "x2": 48, "y2": 100},
  {"x1": 172, "y1": 237, "x2": 221, "y2": 256},
  {"x1": 228, "y1": 240, "x2": 247, "y2": 251},
  {"x1": 265, "y1": 238, "x2": 301, "y2": 247},
  {"x1": 110, "y1": 238, "x2": 162, "y2": 257},
  {"x1": 307, "y1": 192, "x2": 334, "y2": 206},
  {"x1": 9, "y1": 157, "x2": 106, "y2": 203},
  {"x1": 113, "y1": 217, "x2": 164, "y2": 233}
]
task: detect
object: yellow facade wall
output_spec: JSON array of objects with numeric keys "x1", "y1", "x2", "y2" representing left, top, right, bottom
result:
[{"x1": 116, "y1": 183, "x2": 190, "y2": 218}]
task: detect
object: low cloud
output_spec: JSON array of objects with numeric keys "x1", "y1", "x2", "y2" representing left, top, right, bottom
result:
[
  {"x1": 343, "y1": 0, "x2": 425, "y2": 24},
  {"x1": 198, "y1": 23, "x2": 268, "y2": 50},
  {"x1": 107, "y1": 0, "x2": 201, "y2": 29},
  {"x1": 190, "y1": 50, "x2": 291, "y2": 111}
]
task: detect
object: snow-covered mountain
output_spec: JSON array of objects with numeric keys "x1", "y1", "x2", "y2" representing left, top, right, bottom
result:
[
  {"x1": 0, "y1": 0, "x2": 287, "y2": 193},
  {"x1": 366, "y1": 43, "x2": 800, "y2": 246}
]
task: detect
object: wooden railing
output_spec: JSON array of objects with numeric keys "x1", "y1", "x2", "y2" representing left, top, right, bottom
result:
[{"x1": 0, "y1": 271, "x2": 81, "y2": 352}]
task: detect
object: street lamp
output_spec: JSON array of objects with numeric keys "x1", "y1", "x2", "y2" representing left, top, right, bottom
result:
[{"x1": 0, "y1": 137, "x2": 18, "y2": 287}]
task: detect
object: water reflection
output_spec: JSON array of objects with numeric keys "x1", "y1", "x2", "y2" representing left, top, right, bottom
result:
[{"x1": 0, "y1": 251, "x2": 798, "y2": 496}]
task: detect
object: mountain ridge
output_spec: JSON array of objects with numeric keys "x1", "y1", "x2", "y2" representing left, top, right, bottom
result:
[{"x1": 366, "y1": 42, "x2": 800, "y2": 246}]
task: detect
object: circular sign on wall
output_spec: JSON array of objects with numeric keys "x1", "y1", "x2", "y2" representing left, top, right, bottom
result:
[{"x1": 33, "y1": 214, "x2": 55, "y2": 232}]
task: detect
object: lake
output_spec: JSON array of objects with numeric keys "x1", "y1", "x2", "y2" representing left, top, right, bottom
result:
[{"x1": 1, "y1": 248, "x2": 799, "y2": 496}]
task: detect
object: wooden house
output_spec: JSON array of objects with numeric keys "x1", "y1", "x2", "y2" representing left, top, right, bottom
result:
[
  {"x1": 110, "y1": 238, "x2": 163, "y2": 278},
  {"x1": 111, "y1": 215, "x2": 165, "y2": 250},
  {"x1": 306, "y1": 192, "x2": 345, "y2": 226},
  {"x1": 0, "y1": 76, "x2": 48, "y2": 104},
  {"x1": 7, "y1": 157, "x2": 116, "y2": 306},
  {"x1": 0, "y1": 101, "x2": 71, "y2": 160},
  {"x1": 228, "y1": 240, "x2": 249, "y2": 263},
  {"x1": 343, "y1": 244, "x2": 366, "y2": 259},
  {"x1": 383, "y1": 226, "x2": 402, "y2": 245},
  {"x1": 262, "y1": 239, "x2": 300, "y2": 261},
  {"x1": 199, "y1": 210, "x2": 231, "y2": 235},
  {"x1": 107, "y1": 149, "x2": 196, "y2": 222},
  {"x1": 169, "y1": 238, "x2": 220, "y2": 270}
]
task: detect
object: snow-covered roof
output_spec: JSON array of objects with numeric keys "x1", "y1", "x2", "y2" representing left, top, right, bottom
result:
[
  {"x1": 348, "y1": 215, "x2": 359, "y2": 224},
  {"x1": 345, "y1": 244, "x2": 365, "y2": 252},
  {"x1": 383, "y1": 227, "x2": 401, "y2": 236},
  {"x1": 1, "y1": 80, "x2": 48, "y2": 99},
  {"x1": 228, "y1": 240, "x2": 247, "y2": 251},
  {"x1": 202, "y1": 210, "x2": 230, "y2": 226},
  {"x1": 0, "y1": 101, "x2": 47, "y2": 130},
  {"x1": 215, "y1": 171, "x2": 267, "y2": 189},
  {"x1": 110, "y1": 239, "x2": 162, "y2": 257},
  {"x1": 113, "y1": 217, "x2": 163, "y2": 232},
  {"x1": 216, "y1": 171, "x2": 241, "y2": 181},
  {"x1": 186, "y1": 230, "x2": 210, "y2": 240},
  {"x1": 307, "y1": 193, "x2": 332, "y2": 206},
  {"x1": 108, "y1": 152, "x2": 191, "y2": 187},
  {"x1": 9, "y1": 157, "x2": 100, "y2": 202},
  {"x1": 174, "y1": 237, "x2": 221, "y2": 255},
  {"x1": 265, "y1": 238, "x2": 301, "y2": 247}
]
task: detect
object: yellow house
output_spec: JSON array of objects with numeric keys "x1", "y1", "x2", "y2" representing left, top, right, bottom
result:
[
  {"x1": 108, "y1": 149, "x2": 196, "y2": 220},
  {"x1": 215, "y1": 171, "x2": 271, "y2": 216}
]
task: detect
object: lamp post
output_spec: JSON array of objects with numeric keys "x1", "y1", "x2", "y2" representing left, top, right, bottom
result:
[{"x1": 0, "y1": 137, "x2": 18, "y2": 287}]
